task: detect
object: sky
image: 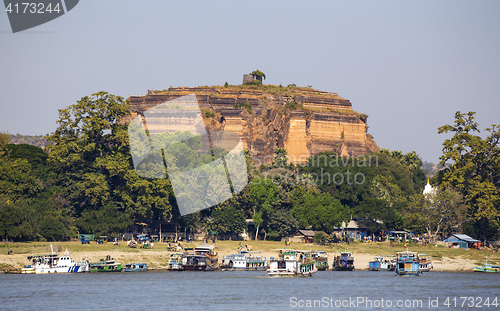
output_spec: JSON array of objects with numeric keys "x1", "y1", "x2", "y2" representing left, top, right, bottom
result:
[{"x1": 1, "y1": 0, "x2": 499, "y2": 164}]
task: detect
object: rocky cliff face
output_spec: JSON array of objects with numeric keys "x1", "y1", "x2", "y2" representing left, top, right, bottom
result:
[{"x1": 127, "y1": 86, "x2": 378, "y2": 164}]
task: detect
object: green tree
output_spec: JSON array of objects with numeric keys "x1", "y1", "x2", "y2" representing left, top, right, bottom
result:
[
  {"x1": 0, "y1": 132, "x2": 10, "y2": 157},
  {"x1": 314, "y1": 231, "x2": 327, "y2": 244},
  {"x1": 292, "y1": 191, "x2": 348, "y2": 232},
  {"x1": 250, "y1": 70, "x2": 266, "y2": 80},
  {"x1": 210, "y1": 205, "x2": 246, "y2": 236},
  {"x1": 437, "y1": 111, "x2": 500, "y2": 240},
  {"x1": 249, "y1": 178, "x2": 279, "y2": 240},
  {"x1": 272, "y1": 147, "x2": 289, "y2": 167},
  {"x1": 405, "y1": 188, "x2": 466, "y2": 239},
  {"x1": 46, "y1": 92, "x2": 150, "y2": 234},
  {"x1": 267, "y1": 210, "x2": 298, "y2": 240}
]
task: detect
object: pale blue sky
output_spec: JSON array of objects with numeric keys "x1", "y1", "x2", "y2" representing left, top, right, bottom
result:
[{"x1": 1, "y1": 0, "x2": 499, "y2": 163}]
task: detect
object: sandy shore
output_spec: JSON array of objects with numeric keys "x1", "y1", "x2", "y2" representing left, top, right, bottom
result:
[{"x1": 0, "y1": 245, "x2": 480, "y2": 273}]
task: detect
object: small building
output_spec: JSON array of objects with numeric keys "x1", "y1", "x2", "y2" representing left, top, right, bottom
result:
[
  {"x1": 442, "y1": 234, "x2": 481, "y2": 249},
  {"x1": 332, "y1": 220, "x2": 367, "y2": 240},
  {"x1": 386, "y1": 230, "x2": 413, "y2": 241},
  {"x1": 289, "y1": 230, "x2": 316, "y2": 244}
]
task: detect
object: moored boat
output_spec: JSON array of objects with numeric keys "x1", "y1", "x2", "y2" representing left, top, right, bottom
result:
[
  {"x1": 21, "y1": 265, "x2": 35, "y2": 274},
  {"x1": 267, "y1": 249, "x2": 317, "y2": 277},
  {"x1": 311, "y1": 251, "x2": 329, "y2": 271},
  {"x1": 28, "y1": 245, "x2": 89, "y2": 274},
  {"x1": 167, "y1": 253, "x2": 184, "y2": 271},
  {"x1": 89, "y1": 255, "x2": 122, "y2": 272},
  {"x1": 473, "y1": 263, "x2": 500, "y2": 273},
  {"x1": 123, "y1": 263, "x2": 147, "y2": 272},
  {"x1": 418, "y1": 254, "x2": 433, "y2": 273},
  {"x1": 368, "y1": 255, "x2": 393, "y2": 271},
  {"x1": 395, "y1": 250, "x2": 420, "y2": 276},
  {"x1": 332, "y1": 252, "x2": 355, "y2": 271},
  {"x1": 181, "y1": 243, "x2": 219, "y2": 271},
  {"x1": 221, "y1": 251, "x2": 268, "y2": 271}
]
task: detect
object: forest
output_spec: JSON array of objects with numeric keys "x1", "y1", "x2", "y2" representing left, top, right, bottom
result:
[{"x1": 1, "y1": 93, "x2": 499, "y2": 242}]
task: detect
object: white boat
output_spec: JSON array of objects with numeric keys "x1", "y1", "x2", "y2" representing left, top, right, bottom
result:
[
  {"x1": 167, "y1": 253, "x2": 184, "y2": 271},
  {"x1": 221, "y1": 251, "x2": 268, "y2": 271},
  {"x1": 368, "y1": 255, "x2": 394, "y2": 271},
  {"x1": 418, "y1": 254, "x2": 433, "y2": 273},
  {"x1": 267, "y1": 249, "x2": 317, "y2": 277},
  {"x1": 21, "y1": 265, "x2": 35, "y2": 274},
  {"x1": 28, "y1": 244, "x2": 89, "y2": 274}
]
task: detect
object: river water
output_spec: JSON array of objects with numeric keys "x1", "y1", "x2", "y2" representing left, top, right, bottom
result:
[{"x1": 1, "y1": 271, "x2": 499, "y2": 310}]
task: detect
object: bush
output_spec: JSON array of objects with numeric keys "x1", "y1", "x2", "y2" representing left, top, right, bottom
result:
[
  {"x1": 202, "y1": 109, "x2": 215, "y2": 118},
  {"x1": 314, "y1": 232, "x2": 328, "y2": 244},
  {"x1": 243, "y1": 80, "x2": 262, "y2": 86},
  {"x1": 233, "y1": 102, "x2": 253, "y2": 114}
]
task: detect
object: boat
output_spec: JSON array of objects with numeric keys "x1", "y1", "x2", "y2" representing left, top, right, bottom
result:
[
  {"x1": 267, "y1": 249, "x2": 317, "y2": 277},
  {"x1": 368, "y1": 255, "x2": 394, "y2": 271},
  {"x1": 221, "y1": 251, "x2": 268, "y2": 271},
  {"x1": 89, "y1": 255, "x2": 122, "y2": 272},
  {"x1": 167, "y1": 253, "x2": 184, "y2": 271},
  {"x1": 27, "y1": 245, "x2": 89, "y2": 274},
  {"x1": 123, "y1": 263, "x2": 147, "y2": 272},
  {"x1": 418, "y1": 254, "x2": 433, "y2": 273},
  {"x1": 21, "y1": 265, "x2": 35, "y2": 274},
  {"x1": 311, "y1": 251, "x2": 329, "y2": 271},
  {"x1": 181, "y1": 243, "x2": 219, "y2": 271},
  {"x1": 473, "y1": 262, "x2": 500, "y2": 273},
  {"x1": 332, "y1": 252, "x2": 355, "y2": 271},
  {"x1": 395, "y1": 250, "x2": 420, "y2": 276}
]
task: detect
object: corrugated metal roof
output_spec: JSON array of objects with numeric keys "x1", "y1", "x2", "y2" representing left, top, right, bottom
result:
[
  {"x1": 443, "y1": 234, "x2": 480, "y2": 243},
  {"x1": 452, "y1": 234, "x2": 480, "y2": 243}
]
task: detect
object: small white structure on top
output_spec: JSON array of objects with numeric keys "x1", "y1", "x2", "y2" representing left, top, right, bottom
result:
[{"x1": 423, "y1": 178, "x2": 436, "y2": 197}]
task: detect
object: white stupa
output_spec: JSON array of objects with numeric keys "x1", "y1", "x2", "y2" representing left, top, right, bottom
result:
[{"x1": 423, "y1": 178, "x2": 436, "y2": 197}]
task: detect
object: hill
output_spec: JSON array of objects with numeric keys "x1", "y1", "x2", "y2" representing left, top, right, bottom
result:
[{"x1": 127, "y1": 84, "x2": 379, "y2": 164}]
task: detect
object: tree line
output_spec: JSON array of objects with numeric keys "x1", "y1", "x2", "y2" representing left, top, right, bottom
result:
[{"x1": 0, "y1": 93, "x2": 498, "y2": 242}]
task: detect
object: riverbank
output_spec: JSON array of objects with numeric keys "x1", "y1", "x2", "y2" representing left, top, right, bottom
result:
[{"x1": 1, "y1": 240, "x2": 498, "y2": 273}]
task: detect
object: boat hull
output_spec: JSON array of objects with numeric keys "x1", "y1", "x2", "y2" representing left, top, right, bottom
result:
[
  {"x1": 36, "y1": 264, "x2": 88, "y2": 274},
  {"x1": 221, "y1": 267, "x2": 267, "y2": 271},
  {"x1": 395, "y1": 261, "x2": 420, "y2": 276},
  {"x1": 267, "y1": 270, "x2": 316, "y2": 277},
  {"x1": 183, "y1": 265, "x2": 207, "y2": 271},
  {"x1": 267, "y1": 259, "x2": 317, "y2": 277},
  {"x1": 123, "y1": 263, "x2": 147, "y2": 272},
  {"x1": 474, "y1": 264, "x2": 500, "y2": 273}
]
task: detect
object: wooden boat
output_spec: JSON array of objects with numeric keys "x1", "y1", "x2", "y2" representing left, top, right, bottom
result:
[
  {"x1": 167, "y1": 253, "x2": 184, "y2": 271},
  {"x1": 418, "y1": 254, "x2": 433, "y2": 273},
  {"x1": 473, "y1": 263, "x2": 500, "y2": 273},
  {"x1": 369, "y1": 255, "x2": 394, "y2": 271},
  {"x1": 311, "y1": 251, "x2": 329, "y2": 271},
  {"x1": 221, "y1": 251, "x2": 268, "y2": 271},
  {"x1": 332, "y1": 252, "x2": 355, "y2": 271},
  {"x1": 181, "y1": 243, "x2": 219, "y2": 271},
  {"x1": 123, "y1": 263, "x2": 147, "y2": 272},
  {"x1": 267, "y1": 249, "x2": 317, "y2": 277},
  {"x1": 89, "y1": 255, "x2": 122, "y2": 272},
  {"x1": 395, "y1": 250, "x2": 420, "y2": 276},
  {"x1": 21, "y1": 265, "x2": 35, "y2": 274}
]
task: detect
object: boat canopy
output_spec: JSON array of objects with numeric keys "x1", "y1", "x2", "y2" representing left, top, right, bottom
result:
[{"x1": 195, "y1": 243, "x2": 215, "y2": 251}]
